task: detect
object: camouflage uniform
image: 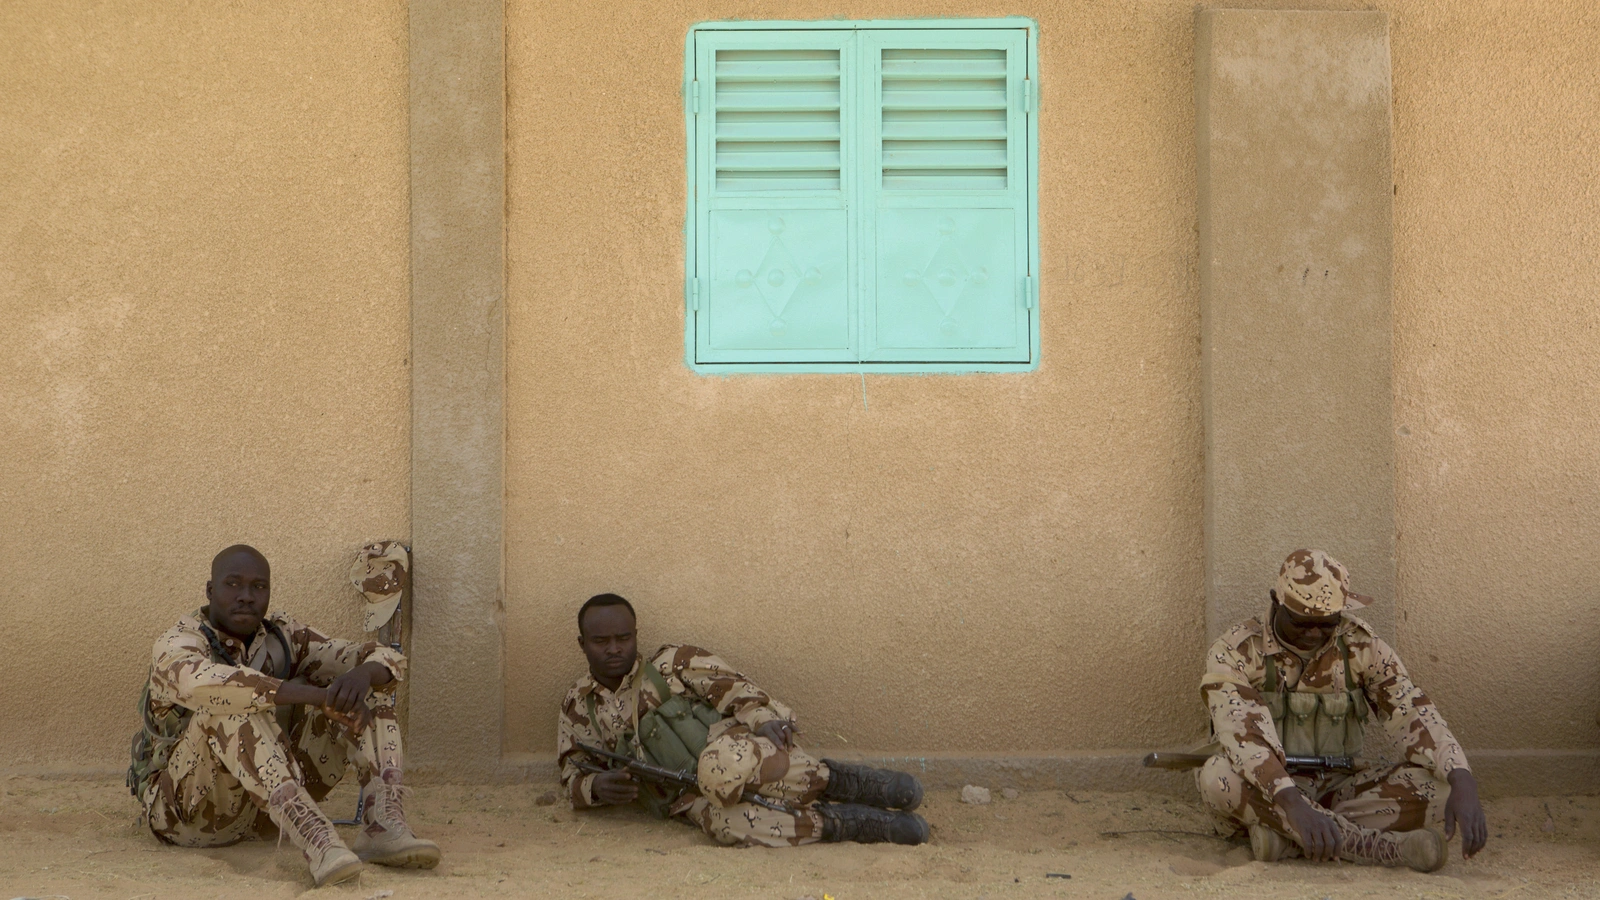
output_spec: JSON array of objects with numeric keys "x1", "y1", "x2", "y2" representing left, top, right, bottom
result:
[
  {"x1": 136, "y1": 608, "x2": 407, "y2": 847},
  {"x1": 558, "y1": 644, "x2": 831, "y2": 847},
  {"x1": 1198, "y1": 554, "x2": 1470, "y2": 840}
]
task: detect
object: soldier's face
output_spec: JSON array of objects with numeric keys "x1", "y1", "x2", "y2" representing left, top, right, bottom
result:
[
  {"x1": 578, "y1": 605, "x2": 637, "y2": 686},
  {"x1": 206, "y1": 551, "x2": 271, "y2": 641},
  {"x1": 1272, "y1": 595, "x2": 1341, "y2": 652}
]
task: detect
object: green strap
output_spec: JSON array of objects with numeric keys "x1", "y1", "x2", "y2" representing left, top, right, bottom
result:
[
  {"x1": 1338, "y1": 635, "x2": 1356, "y2": 692},
  {"x1": 584, "y1": 658, "x2": 670, "y2": 753},
  {"x1": 1263, "y1": 653, "x2": 1278, "y2": 692},
  {"x1": 642, "y1": 660, "x2": 673, "y2": 699}
]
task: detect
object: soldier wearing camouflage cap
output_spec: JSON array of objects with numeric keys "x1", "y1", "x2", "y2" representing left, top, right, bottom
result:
[
  {"x1": 127, "y1": 544, "x2": 439, "y2": 887},
  {"x1": 1195, "y1": 549, "x2": 1487, "y2": 871}
]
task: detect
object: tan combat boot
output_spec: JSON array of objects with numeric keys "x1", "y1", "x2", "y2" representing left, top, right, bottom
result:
[
  {"x1": 1337, "y1": 818, "x2": 1447, "y2": 872},
  {"x1": 351, "y1": 768, "x2": 441, "y2": 869},
  {"x1": 267, "y1": 781, "x2": 363, "y2": 887},
  {"x1": 1248, "y1": 824, "x2": 1302, "y2": 862}
]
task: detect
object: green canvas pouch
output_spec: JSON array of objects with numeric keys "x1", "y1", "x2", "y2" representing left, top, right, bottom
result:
[
  {"x1": 1284, "y1": 691, "x2": 1320, "y2": 757},
  {"x1": 1315, "y1": 691, "x2": 1351, "y2": 756}
]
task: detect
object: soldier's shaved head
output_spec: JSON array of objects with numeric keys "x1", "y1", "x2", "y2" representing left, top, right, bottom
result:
[
  {"x1": 577, "y1": 594, "x2": 637, "y2": 690},
  {"x1": 211, "y1": 544, "x2": 269, "y2": 582},
  {"x1": 207, "y1": 545, "x2": 272, "y2": 641},
  {"x1": 578, "y1": 592, "x2": 635, "y2": 636}
]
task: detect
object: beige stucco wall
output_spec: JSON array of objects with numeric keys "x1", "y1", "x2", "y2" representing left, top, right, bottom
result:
[
  {"x1": 502, "y1": 0, "x2": 1209, "y2": 759},
  {"x1": 502, "y1": 0, "x2": 1600, "y2": 766},
  {"x1": 0, "y1": 2, "x2": 412, "y2": 769},
  {"x1": 1389, "y1": 2, "x2": 1600, "y2": 751},
  {"x1": 1, "y1": 0, "x2": 1595, "y2": 775}
]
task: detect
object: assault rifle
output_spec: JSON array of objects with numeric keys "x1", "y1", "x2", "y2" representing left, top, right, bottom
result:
[
  {"x1": 574, "y1": 741, "x2": 797, "y2": 814},
  {"x1": 1142, "y1": 751, "x2": 1356, "y2": 773}
]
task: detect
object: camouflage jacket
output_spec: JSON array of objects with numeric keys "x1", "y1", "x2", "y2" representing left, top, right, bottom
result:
[
  {"x1": 557, "y1": 644, "x2": 793, "y2": 809},
  {"x1": 1200, "y1": 607, "x2": 1470, "y2": 799},
  {"x1": 146, "y1": 607, "x2": 406, "y2": 721}
]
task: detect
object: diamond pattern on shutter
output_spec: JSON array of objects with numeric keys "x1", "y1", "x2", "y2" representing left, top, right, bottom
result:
[
  {"x1": 880, "y1": 48, "x2": 1008, "y2": 190},
  {"x1": 714, "y1": 49, "x2": 842, "y2": 192}
]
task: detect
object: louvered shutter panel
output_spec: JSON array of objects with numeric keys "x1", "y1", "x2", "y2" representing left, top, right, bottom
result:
[
  {"x1": 859, "y1": 30, "x2": 1033, "y2": 363},
  {"x1": 692, "y1": 32, "x2": 856, "y2": 364}
]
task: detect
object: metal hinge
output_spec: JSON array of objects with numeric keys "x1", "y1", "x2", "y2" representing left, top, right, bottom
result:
[
  {"x1": 1022, "y1": 275, "x2": 1036, "y2": 310},
  {"x1": 689, "y1": 80, "x2": 703, "y2": 117},
  {"x1": 688, "y1": 277, "x2": 702, "y2": 311},
  {"x1": 1023, "y1": 79, "x2": 1037, "y2": 115}
]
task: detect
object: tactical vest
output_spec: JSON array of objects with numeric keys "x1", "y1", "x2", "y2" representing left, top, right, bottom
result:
[
  {"x1": 127, "y1": 619, "x2": 294, "y2": 799},
  {"x1": 586, "y1": 662, "x2": 723, "y2": 818},
  {"x1": 1262, "y1": 634, "x2": 1369, "y2": 759}
]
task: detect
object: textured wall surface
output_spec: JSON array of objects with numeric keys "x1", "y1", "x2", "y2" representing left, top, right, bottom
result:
[
  {"x1": 1197, "y1": 9, "x2": 1397, "y2": 642},
  {"x1": 0, "y1": 2, "x2": 411, "y2": 769},
  {"x1": 502, "y1": 0, "x2": 1209, "y2": 758},
  {"x1": 2, "y1": 0, "x2": 1597, "y2": 775},
  {"x1": 1389, "y1": 2, "x2": 1600, "y2": 752},
  {"x1": 502, "y1": 0, "x2": 1600, "y2": 767},
  {"x1": 407, "y1": 0, "x2": 506, "y2": 780}
]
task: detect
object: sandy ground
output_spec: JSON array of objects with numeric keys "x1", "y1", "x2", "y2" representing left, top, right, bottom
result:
[{"x1": 2, "y1": 776, "x2": 1597, "y2": 900}]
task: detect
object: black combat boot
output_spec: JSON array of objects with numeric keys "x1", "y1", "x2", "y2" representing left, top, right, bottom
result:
[
  {"x1": 820, "y1": 759, "x2": 924, "y2": 811},
  {"x1": 818, "y1": 803, "x2": 930, "y2": 845}
]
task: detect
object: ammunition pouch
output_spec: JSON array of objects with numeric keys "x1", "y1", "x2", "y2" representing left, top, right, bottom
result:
[
  {"x1": 587, "y1": 662, "x2": 725, "y2": 819},
  {"x1": 126, "y1": 680, "x2": 193, "y2": 800},
  {"x1": 1264, "y1": 635, "x2": 1369, "y2": 760}
]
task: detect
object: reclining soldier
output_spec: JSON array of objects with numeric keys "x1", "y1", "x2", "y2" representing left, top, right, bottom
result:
[
  {"x1": 127, "y1": 544, "x2": 439, "y2": 887},
  {"x1": 1197, "y1": 549, "x2": 1488, "y2": 871},
  {"x1": 557, "y1": 593, "x2": 929, "y2": 847}
]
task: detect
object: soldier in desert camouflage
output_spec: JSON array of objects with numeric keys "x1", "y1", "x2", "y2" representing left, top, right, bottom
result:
[
  {"x1": 1197, "y1": 549, "x2": 1487, "y2": 871},
  {"x1": 557, "y1": 593, "x2": 929, "y2": 847},
  {"x1": 127, "y1": 544, "x2": 439, "y2": 887}
]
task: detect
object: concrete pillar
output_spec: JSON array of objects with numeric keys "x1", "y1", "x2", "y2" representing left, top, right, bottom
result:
[
  {"x1": 408, "y1": 0, "x2": 505, "y2": 778},
  {"x1": 1197, "y1": 10, "x2": 1396, "y2": 640}
]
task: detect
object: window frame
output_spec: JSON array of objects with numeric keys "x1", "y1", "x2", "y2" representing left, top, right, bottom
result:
[{"x1": 683, "y1": 18, "x2": 1040, "y2": 375}]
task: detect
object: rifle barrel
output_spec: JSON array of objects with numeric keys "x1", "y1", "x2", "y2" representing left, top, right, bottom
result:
[{"x1": 1143, "y1": 751, "x2": 1356, "y2": 772}]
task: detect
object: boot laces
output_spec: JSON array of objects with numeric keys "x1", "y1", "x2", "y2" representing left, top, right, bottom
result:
[
  {"x1": 371, "y1": 782, "x2": 414, "y2": 829},
  {"x1": 276, "y1": 790, "x2": 337, "y2": 854},
  {"x1": 1345, "y1": 827, "x2": 1400, "y2": 863}
]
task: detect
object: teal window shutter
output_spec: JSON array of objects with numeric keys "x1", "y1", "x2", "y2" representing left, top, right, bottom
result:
[
  {"x1": 860, "y1": 30, "x2": 1032, "y2": 363},
  {"x1": 685, "y1": 20, "x2": 1037, "y2": 373},
  {"x1": 693, "y1": 32, "x2": 856, "y2": 364}
]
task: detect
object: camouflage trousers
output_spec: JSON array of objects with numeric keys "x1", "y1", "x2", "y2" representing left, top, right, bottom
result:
[
  {"x1": 142, "y1": 693, "x2": 403, "y2": 847},
  {"x1": 677, "y1": 724, "x2": 831, "y2": 848},
  {"x1": 1196, "y1": 753, "x2": 1451, "y2": 840}
]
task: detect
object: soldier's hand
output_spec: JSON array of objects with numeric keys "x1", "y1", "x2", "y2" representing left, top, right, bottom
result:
[
  {"x1": 1445, "y1": 769, "x2": 1488, "y2": 858},
  {"x1": 322, "y1": 699, "x2": 374, "y2": 735},
  {"x1": 326, "y1": 663, "x2": 385, "y2": 715},
  {"x1": 755, "y1": 719, "x2": 797, "y2": 750},
  {"x1": 593, "y1": 768, "x2": 638, "y2": 805},
  {"x1": 1276, "y1": 786, "x2": 1341, "y2": 861}
]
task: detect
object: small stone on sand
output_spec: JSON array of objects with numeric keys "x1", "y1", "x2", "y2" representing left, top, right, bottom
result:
[{"x1": 961, "y1": 785, "x2": 993, "y2": 804}]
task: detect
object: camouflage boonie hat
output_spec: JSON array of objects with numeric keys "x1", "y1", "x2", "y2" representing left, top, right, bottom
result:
[
  {"x1": 1276, "y1": 549, "x2": 1371, "y2": 616},
  {"x1": 351, "y1": 541, "x2": 409, "y2": 632}
]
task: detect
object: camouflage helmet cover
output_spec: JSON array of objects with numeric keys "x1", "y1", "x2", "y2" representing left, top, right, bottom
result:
[
  {"x1": 1276, "y1": 549, "x2": 1371, "y2": 616},
  {"x1": 351, "y1": 540, "x2": 408, "y2": 632}
]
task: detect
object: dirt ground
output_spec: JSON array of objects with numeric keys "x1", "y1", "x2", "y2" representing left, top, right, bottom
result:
[{"x1": 2, "y1": 776, "x2": 1597, "y2": 900}]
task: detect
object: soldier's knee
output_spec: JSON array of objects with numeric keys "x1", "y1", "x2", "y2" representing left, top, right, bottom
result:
[
  {"x1": 191, "y1": 707, "x2": 282, "y2": 739},
  {"x1": 697, "y1": 735, "x2": 761, "y2": 807},
  {"x1": 1195, "y1": 754, "x2": 1247, "y2": 815}
]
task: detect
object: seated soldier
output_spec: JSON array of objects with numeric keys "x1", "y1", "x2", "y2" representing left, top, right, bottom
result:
[
  {"x1": 127, "y1": 544, "x2": 439, "y2": 887},
  {"x1": 557, "y1": 593, "x2": 930, "y2": 847},
  {"x1": 1197, "y1": 549, "x2": 1488, "y2": 871}
]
